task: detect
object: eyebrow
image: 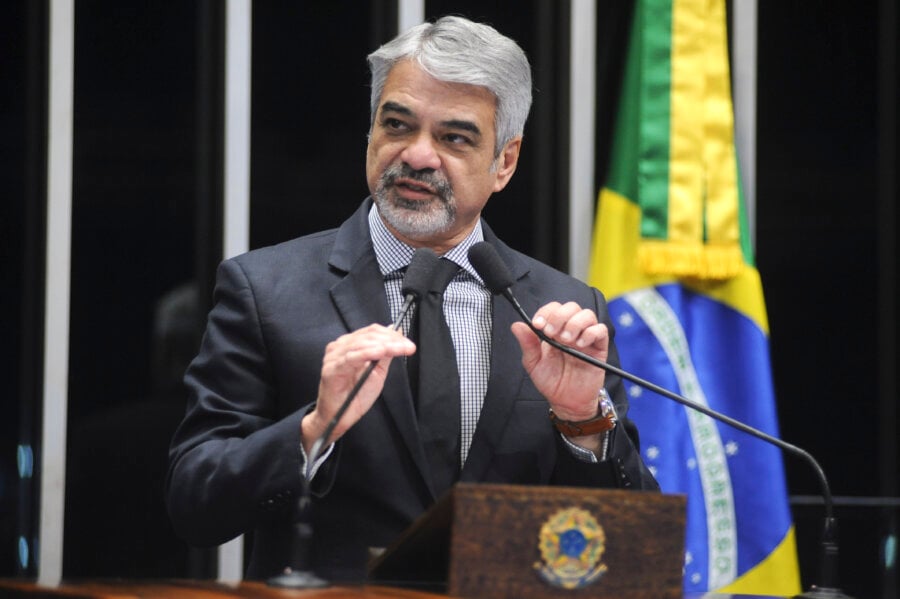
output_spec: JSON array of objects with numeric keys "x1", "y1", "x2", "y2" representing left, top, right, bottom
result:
[
  {"x1": 380, "y1": 101, "x2": 413, "y2": 117},
  {"x1": 379, "y1": 101, "x2": 483, "y2": 138},
  {"x1": 442, "y1": 119, "x2": 482, "y2": 137}
]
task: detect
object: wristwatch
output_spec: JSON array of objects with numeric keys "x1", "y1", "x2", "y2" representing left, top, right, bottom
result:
[{"x1": 548, "y1": 388, "x2": 618, "y2": 437}]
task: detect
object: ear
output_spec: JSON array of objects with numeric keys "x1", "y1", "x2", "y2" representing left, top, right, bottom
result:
[{"x1": 492, "y1": 136, "x2": 522, "y2": 193}]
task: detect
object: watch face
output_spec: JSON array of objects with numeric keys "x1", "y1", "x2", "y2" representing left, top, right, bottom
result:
[{"x1": 598, "y1": 390, "x2": 618, "y2": 421}]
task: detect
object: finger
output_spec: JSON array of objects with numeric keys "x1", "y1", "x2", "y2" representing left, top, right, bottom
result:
[
  {"x1": 510, "y1": 321, "x2": 542, "y2": 372},
  {"x1": 339, "y1": 336, "x2": 415, "y2": 365},
  {"x1": 533, "y1": 302, "x2": 589, "y2": 340},
  {"x1": 573, "y1": 323, "x2": 609, "y2": 351},
  {"x1": 554, "y1": 308, "x2": 600, "y2": 345},
  {"x1": 324, "y1": 328, "x2": 415, "y2": 369},
  {"x1": 532, "y1": 301, "x2": 575, "y2": 336}
]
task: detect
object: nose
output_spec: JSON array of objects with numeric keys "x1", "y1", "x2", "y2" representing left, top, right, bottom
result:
[{"x1": 400, "y1": 132, "x2": 442, "y2": 172}]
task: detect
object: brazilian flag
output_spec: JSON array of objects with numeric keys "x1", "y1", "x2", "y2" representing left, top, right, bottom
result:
[{"x1": 588, "y1": 0, "x2": 801, "y2": 594}]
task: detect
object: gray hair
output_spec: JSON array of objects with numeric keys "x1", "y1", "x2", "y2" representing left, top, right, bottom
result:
[{"x1": 367, "y1": 15, "x2": 533, "y2": 156}]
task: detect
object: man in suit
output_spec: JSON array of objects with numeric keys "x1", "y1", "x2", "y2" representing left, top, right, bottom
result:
[{"x1": 166, "y1": 15, "x2": 658, "y2": 582}]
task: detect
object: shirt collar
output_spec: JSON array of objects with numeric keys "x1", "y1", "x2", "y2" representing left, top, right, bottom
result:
[{"x1": 368, "y1": 203, "x2": 485, "y2": 283}]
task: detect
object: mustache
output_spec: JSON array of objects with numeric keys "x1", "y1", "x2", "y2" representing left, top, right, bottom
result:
[{"x1": 379, "y1": 164, "x2": 453, "y2": 201}]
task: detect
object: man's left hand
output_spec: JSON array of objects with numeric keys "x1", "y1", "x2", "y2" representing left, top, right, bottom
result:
[{"x1": 510, "y1": 301, "x2": 608, "y2": 423}]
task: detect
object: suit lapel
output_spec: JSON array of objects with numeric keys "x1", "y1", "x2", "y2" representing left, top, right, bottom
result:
[
  {"x1": 461, "y1": 294, "x2": 528, "y2": 480},
  {"x1": 327, "y1": 200, "x2": 432, "y2": 493},
  {"x1": 461, "y1": 229, "x2": 537, "y2": 481}
]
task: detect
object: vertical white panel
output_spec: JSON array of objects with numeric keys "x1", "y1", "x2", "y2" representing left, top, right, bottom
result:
[
  {"x1": 568, "y1": 0, "x2": 597, "y2": 280},
  {"x1": 218, "y1": 0, "x2": 252, "y2": 582},
  {"x1": 398, "y1": 0, "x2": 425, "y2": 32},
  {"x1": 39, "y1": 0, "x2": 74, "y2": 587},
  {"x1": 223, "y1": 0, "x2": 252, "y2": 261},
  {"x1": 217, "y1": 535, "x2": 245, "y2": 584},
  {"x1": 732, "y1": 1, "x2": 758, "y2": 248}
]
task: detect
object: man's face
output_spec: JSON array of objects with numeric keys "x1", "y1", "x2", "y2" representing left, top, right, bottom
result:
[{"x1": 366, "y1": 60, "x2": 521, "y2": 253}]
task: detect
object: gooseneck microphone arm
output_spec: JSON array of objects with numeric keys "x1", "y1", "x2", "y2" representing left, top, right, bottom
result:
[
  {"x1": 267, "y1": 248, "x2": 439, "y2": 589},
  {"x1": 467, "y1": 241, "x2": 852, "y2": 599}
]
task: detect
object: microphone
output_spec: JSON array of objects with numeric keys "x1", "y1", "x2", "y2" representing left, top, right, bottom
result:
[
  {"x1": 467, "y1": 240, "x2": 853, "y2": 599},
  {"x1": 267, "y1": 247, "x2": 439, "y2": 589}
]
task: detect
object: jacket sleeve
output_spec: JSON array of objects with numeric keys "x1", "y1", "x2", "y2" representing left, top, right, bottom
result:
[{"x1": 165, "y1": 258, "x2": 308, "y2": 546}]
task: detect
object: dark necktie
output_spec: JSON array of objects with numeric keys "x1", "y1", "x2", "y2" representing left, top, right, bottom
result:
[{"x1": 408, "y1": 257, "x2": 461, "y2": 497}]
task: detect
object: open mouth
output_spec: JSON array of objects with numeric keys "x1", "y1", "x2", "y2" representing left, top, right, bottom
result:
[{"x1": 394, "y1": 177, "x2": 437, "y2": 198}]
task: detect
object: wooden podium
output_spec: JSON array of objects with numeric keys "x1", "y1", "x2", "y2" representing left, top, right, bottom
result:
[
  {"x1": 1, "y1": 484, "x2": 686, "y2": 598},
  {"x1": 0, "y1": 580, "x2": 444, "y2": 598},
  {"x1": 368, "y1": 483, "x2": 686, "y2": 598}
]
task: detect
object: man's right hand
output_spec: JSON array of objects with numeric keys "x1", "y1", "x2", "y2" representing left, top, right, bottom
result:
[{"x1": 301, "y1": 324, "x2": 415, "y2": 456}]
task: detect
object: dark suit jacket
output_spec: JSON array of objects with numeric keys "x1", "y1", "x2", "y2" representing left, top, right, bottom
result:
[{"x1": 166, "y1": 198, "x2": 658, "y2": 581}]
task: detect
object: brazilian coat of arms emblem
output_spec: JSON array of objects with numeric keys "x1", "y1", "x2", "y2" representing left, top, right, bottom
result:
[{"x1": 533, "y1": 506, "x2": 609, "y2": 590}]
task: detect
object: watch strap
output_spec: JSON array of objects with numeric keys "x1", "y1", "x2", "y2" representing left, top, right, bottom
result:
[{"x1": 548, "y1": 388, "x2": 618, "y2": 438}]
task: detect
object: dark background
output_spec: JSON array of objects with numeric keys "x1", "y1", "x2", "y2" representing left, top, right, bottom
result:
[{"x1": 1, "y1": 1, "x2": 897, "y2": 596}]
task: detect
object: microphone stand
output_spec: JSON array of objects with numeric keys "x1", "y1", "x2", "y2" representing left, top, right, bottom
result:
[
  {"x1": 500, "y1": 287, "x2": 854, "y2": 599},
  {"x1": 265, "y1": 490, "x2": 327, "y2": 588},
  {"x1": 267, "y1": 293, "x2": 420, "y2": 589}
]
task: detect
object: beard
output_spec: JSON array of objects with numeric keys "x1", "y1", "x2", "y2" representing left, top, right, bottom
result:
[{"x1": 372, "y1": 163, "x2": 456, "y2": 240}]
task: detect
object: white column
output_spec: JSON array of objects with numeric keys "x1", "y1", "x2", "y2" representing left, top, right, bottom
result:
[
  {"x1": 223, "y1": 0, "x2": 252, "y2": 262},
  {"x1": 568, "y1": 0, "x2": 597, "y2": 280},
  {"x1": 218, "y1": 0, "x2": 252, "y2": 582},
  {"x1": 38, "y1": 0, "x2": 75, "y2": 587},
  {"x1": 732, "y1": 0, "x2": 758, "y2": 249},
  {"x1": 398, "y1": 0, "x2": 425, "y2": 32}
]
